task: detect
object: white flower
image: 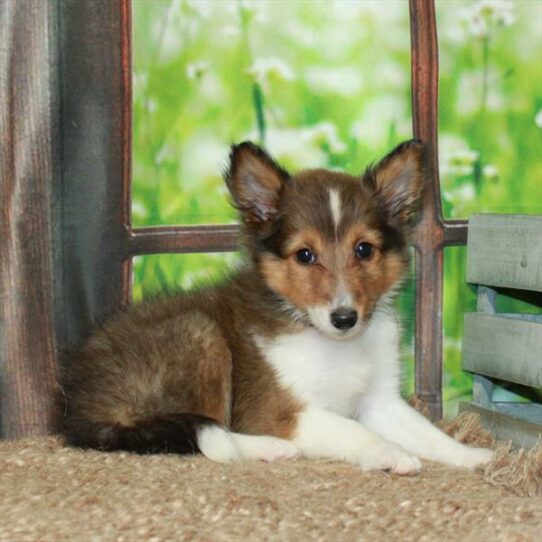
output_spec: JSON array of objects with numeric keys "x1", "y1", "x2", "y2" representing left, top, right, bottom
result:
[
  {"x1": 451, "y1": 149, "x2": 480, "y2": 167},
  {"x1": 155, "y1": 144, "x2": 176, "y2": 166},
  {"x1": 151, "y1": 14, "x2": 182, "y2": 62},
  {"x1": 467, "y1": 15, "x2": 489, "y2": 39},
  {"x1": 181, "y1": 135, "x2": 228, "y2": 188},
  {"x1": 304, "y1": 66, "x2": 363, "y2": 97},
  {"x1": 253, "y1": 127, "x2": 327, "y2": 170},
  {"x1": 230, "y1": 0, "x2": 267, "y2": 24},
  {"x1": 186, "y1": 61, "x2": 209, "y2": 80},
  {"x1": 145, "y1": 99, "x2": 157, "y2": 113},
  {"x1": 479, "y1": 0, "x2": 515, "y2": 26},
  {"x1": 221, "y1": 24, "x2": 241, "y2": 38},
  {"x1": 535, "y1": 110, "x2": 542, "y2": 129},
  {"x1": 248, "y1": 58, "x2": 294, "y2": 85},
  {"x1": 133, "y1": 72, "x2": 148, "y2": 91},
  {"x1": 351, "y1": 96, "x2": 410, "y2": 145},
  {"x1": 483, "y1": 164, "x2": 499, "y2": 180},
  {"x1": 250, "y1": 123, "x2": 346, "y2": 170},
  {"x1": 439, "y1": 135, "x2": 479, "y2": 180},
  {"x1": 184, "y1": 0, "x2": 212, "y2": 19},
  {"x1": 379, "y1": 62, "x2": 408, "y2": 88},
  {"x1": 303, "y1": 122, "x2": 346, "y2": 154},
  {"x1": 457, "y1": 70, "x2": 505, "y2": 114},
  {"x1": 443, "y1": 183, "x2": 476, "y2": 206},
  {"x1": 131, "y1": 200, "x2": 148, "y2": 220},
  {"x1": 462, "y1": 0, "x2": 515, "y2": 39}
]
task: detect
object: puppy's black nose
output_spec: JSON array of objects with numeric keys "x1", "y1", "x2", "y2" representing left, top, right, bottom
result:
[{"x1": 330, "y1": 309, "x2": 358, "y2": 330}]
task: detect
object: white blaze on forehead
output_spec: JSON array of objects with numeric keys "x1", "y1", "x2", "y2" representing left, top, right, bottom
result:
[{"x1": 328, "y1": 188, "x2": 342, "y2": 230}]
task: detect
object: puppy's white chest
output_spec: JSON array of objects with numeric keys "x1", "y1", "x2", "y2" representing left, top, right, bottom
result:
[{"x1": 257, "y1": 328, "x2": 374, "y2": 417}]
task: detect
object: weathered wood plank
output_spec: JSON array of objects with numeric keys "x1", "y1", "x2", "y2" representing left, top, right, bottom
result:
[
  {"x1": 467, "y1": 214, "x2": 542, "y2": 292},
  {"x1": 0, "y1": 0, "x2": 59, "y2": 438},
  {"x1": 462, "y1": 313, "x2": 542, "y2": 387},
  {"x1": 0, "y1": 0, "x2": 130, "y2": 439},
  {"x1": 54, "y1": 0, "x2": 131, "y2": 350},
  {"x1": 460, "y1": 402, "x2": 542, "y2": 449}
]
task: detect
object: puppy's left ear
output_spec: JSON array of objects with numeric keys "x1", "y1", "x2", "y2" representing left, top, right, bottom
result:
[
  {"x1": 225, "y1": 141, "x2": 290, "y2": 227},
  {"x1": 365, "y1": 139, "x2": 425, "y2": 225}
]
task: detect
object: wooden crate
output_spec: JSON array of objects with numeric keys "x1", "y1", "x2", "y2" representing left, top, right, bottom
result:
[{"x1": 461, "y1": 214, "x2": 542, "y2": 448}]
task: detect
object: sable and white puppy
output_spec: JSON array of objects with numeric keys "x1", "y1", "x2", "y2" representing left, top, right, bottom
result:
[{"x1": 61, "y1": 140, "x2": 492, "y2": 474}]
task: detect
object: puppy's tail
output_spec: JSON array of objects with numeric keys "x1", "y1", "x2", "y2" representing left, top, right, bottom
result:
[{"x1": 62, "y1": 413, "x2": 217, "y2": 455}]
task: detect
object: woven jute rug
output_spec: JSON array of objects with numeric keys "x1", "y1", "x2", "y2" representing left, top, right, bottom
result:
[{"x1": 1, "y1": 413, "x2": 541, "y2": 542}]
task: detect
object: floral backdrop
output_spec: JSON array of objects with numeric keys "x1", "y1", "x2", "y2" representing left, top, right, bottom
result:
[{"x1": 131, "y1": 0, "x2": 542, "y2": 416}]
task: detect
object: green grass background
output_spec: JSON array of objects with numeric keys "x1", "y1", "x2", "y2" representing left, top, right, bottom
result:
[{"x1": 131, "y1": 0, "x2": 542, "y2": 416}]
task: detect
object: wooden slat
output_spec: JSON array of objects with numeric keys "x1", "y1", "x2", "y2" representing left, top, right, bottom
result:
[
  {"x1": 467, "y1": 214, "x2": 542, "y2": 292},
  {"x1": 0, "y1": 0, "x2": 59, "y2": 437},
  {"x1": 462, "y1": 313, "x2": 542, "y2": 387},
  {"x1": 471, "y1": 286, "x2": 497, "y2": 407},
  {"x1": 442, "y1": 219, "x2": 468, "y2": 246},
  {"x1": 460, "y1": 402, "x2": 542, "y2": 449},
  {"x1": 129, "y1": 225, "x2": 239, "y2": 256}
]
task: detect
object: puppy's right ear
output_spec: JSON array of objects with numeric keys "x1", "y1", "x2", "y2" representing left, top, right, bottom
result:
[{"x1": 225, "y1": 142, "x2": 289, "y2": 226}]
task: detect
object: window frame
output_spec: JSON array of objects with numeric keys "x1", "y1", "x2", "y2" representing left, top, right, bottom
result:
[{"x1": 0, "y1": 0, "x2": 468, "y2": 437}]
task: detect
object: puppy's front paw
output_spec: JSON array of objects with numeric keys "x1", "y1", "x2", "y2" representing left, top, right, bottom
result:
[
  {"x1": 456, "y1": 447, "x2": 493, "y2": 469},
  {"x1": 238, "y1": 435, "x2": 299, "y2": 463},
  {"x1": 360, "y1": 443, "x2": 422, "y2": 475}
]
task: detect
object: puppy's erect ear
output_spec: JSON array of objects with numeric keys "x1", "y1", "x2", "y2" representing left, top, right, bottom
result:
[
  {"x1": 225, "y1": 142, "x2": 289, "y2": 226},
  {"x1": 365, "y1": 139, "x2": 425, "y2": 225}
]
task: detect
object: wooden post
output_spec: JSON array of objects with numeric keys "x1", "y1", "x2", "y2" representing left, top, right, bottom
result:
[
  {"x1": 0, "y1": 0, "x2": 59, "y2": 437},
  {"x1": 409, "y1": 0, "x2": 469, "y2": 420},
  {"x1": 0, "y1": 0, "x2": 131, "y2": 438}
]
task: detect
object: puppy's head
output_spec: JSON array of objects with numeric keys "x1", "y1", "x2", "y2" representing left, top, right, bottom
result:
[{"x1": 226, "y1": 140, "x2": 425, "y2": 339}]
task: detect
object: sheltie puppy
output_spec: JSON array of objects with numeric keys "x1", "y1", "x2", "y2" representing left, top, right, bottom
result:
[{"x1": 61, "y1": 140, "x2": 492, "y2": 474}]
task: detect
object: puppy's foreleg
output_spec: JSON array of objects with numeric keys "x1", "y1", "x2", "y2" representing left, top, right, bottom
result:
[
  {"x1": 359, "y1": 398, "x2": 493, "y2": 468},
  {"x1": 292, "y1": 408, "x2": 421, "y2": 475}
]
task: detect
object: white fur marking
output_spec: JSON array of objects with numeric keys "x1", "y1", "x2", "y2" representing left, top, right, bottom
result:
[
  {"x1": 358, "y1": 398, "x2": 493, "y2": 468},
  {"x1": 197, "y1": 425, "x2": 241, "y2": 463},
  {"x1": 197, "y1": 425, "x2": 298, "y2": 464},
  {"x1": 328, "y1": 188, "x2": 341, "y2": 230},
  {"x1": 256, "y1": 314, "x2": 394, "y2": 416},
  {"x1": 293, "y1": 408, "x2": 421, "y2": 474}
]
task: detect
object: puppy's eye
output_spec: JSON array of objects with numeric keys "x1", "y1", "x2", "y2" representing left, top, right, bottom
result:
[
  {"x1": 296, "y1": 248, "x2": 316, "y2": 265},
  {"x1": 355, "y1": 242, "x2": 374, "y2": 261}
]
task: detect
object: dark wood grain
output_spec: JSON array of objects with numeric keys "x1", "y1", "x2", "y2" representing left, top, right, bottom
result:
[
  {"x1": 128, "y1": 225, "x2": 240, "y2": 256},
  {"x1": 0, "y1": 0, "x2": 59, "y2": 437}
]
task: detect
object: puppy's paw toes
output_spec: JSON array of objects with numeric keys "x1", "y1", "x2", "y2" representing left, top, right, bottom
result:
[
  {"x1": 360, "y1": 445, "x2": 421, "y2": 476},
  {"x1": 392, "y1": 453, "x2": 422, "y2": 476},
  {"x1": 257, "y1": 438, "x2": 298, "y2": 462},
  {"x1": 458, "y1": 447, "x2": 493, "y2": 469},
  {"x1": 238, "y1": 435, "x2": 298, "y2": 463}
]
